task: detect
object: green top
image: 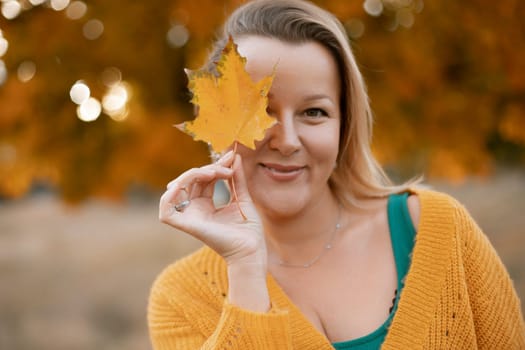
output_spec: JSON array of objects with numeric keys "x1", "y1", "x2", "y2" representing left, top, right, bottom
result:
[{"x1": 332, "y1": 193, "x2": 417, "y2": 350}]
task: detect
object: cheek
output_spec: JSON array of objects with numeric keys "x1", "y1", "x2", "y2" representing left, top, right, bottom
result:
[{"x1": 303, "y1": 124, "x2": 340, "y2": 166}]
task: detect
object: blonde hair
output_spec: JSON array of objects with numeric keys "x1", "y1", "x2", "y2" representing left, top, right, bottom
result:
[{"x1": 206, "y1": 0, "x2": 418, "y2": 207}]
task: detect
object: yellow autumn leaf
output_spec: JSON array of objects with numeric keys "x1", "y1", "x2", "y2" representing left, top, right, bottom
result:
[{"x1": 178, "y1": 36, "x2": 276, "y2": 153}]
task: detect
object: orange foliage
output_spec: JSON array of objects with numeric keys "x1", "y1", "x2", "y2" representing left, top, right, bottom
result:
[
  {"x1": 0, "y1": 0, "x2": 524, "y2": 201},
  {"x1": 499, "y1": 104, "x2": 525, "y2": 146}
]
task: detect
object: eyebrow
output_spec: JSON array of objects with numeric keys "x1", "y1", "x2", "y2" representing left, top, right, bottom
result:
[
  {"x1": 302, "y1": 94, "x2": 335, "y2": 103},
  {"x1": 267, "y1": 93, "x2": 336, "y2": 104}
]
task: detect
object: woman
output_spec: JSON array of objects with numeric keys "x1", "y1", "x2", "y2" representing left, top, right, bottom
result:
[{"x1": 148, "y1": 0, "x2": 525, "y2": 349}]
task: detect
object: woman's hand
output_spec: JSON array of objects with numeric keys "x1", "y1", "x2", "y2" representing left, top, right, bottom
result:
[
  {"x1": 160, "y1": 152, "x2": 271, "y2": 312},
  {"x1": 159, "y1": 151, "x2": 267, "y2": 266}
]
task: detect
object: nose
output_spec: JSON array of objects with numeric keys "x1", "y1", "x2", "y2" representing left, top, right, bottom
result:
[{"x1": 266, "y1": 114, "x2": 301, "y2": 156}]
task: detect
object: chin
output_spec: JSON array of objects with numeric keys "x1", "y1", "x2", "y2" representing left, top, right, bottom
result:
[{"x1": 253, "y1": 191, "x2": 308, "y2": 219}]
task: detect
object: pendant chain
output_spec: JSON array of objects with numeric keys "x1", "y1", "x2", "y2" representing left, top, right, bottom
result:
[{"x1": 275, "y1": 205, "x2": 342, "y2": 268}]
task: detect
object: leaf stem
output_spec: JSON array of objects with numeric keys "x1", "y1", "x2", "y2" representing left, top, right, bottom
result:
[{"x1": 231, "y1": 141, "x2": 247, "y2": 220}]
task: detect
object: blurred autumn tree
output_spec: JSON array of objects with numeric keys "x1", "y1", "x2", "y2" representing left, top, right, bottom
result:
[{"x1": 0, "y1": 0, "x2": 524, "y2": 202}]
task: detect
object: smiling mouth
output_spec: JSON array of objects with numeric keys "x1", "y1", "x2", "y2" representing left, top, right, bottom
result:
[
  {"x1": 261, "y1": 163, "x2": 304, "y2": 172},
  {"x1": 260, "y1": 163, "x2": 305, "y2": 180}
]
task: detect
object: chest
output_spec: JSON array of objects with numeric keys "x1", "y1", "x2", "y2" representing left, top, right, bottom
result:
[{"x1": 269, "y1": 231, "x2": 398, "y2": 343}]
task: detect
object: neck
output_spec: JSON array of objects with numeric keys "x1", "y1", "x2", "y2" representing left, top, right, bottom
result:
[{"x1": 261, "y1": 190, "x2": 342, "y2": 266}]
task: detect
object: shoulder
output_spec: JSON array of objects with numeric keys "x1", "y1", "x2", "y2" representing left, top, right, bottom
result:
[
  {"x1": 149, "y1": 246, "x2": 227, "y2": 307},
  {"x1": 407, "y1": 188, "x2": 482, "y2": 241},
  {"x1": 409, "y1": 188, "x2": 466, "y2": 218},
  {"x1": 148, "y1": 247, "x2": 228, "y2": 337},
  {"x1": 392, "y1": 189, "x2": 458, "y2": 232}
]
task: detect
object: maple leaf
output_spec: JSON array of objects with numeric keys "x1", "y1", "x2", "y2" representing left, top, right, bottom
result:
[
  {"x1": 177, "y1": 37, "x2": 276, "y2": 219},
  {"x1": 178, "y1": 36, "x2": 276, "y2": 153}
]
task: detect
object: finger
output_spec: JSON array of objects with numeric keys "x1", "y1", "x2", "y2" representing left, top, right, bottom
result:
[
  {"x1": 189, "y1": 177, "x2": 214, "y2": 199},
  {"x1": 166, "y1": 151, "x2": 234, "y2": 190},
  {"x1": 214, "y1": 150, "x2": 235, "y2": 166},
  {"x1": 201, "y1": 179, "x2": 218, "y2": 198},
  {"x1": 160, "y1": 180, "x2": 191, "y2": 210},
  {"x1": 167, "y1": 165, "x2": 232, "y2": 191},
  {"x1": 161, "y1": 166, "x2": 234, "y2": 220}
]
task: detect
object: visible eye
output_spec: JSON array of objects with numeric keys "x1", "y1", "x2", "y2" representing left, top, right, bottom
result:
[{"x1": 303, "y1": 108, "x2": 328, "y2": 118}]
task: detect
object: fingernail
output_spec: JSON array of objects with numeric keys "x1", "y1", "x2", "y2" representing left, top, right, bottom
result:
[{"x1": 218, "y1": 150, "x2": 234, "y2": 163}]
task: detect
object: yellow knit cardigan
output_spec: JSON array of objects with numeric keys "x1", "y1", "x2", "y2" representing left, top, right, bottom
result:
[{"x1": 148, "y1": 190, "x2": 525, "y2": 349}]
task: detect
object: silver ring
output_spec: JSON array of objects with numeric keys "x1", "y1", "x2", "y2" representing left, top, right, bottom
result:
[{"x1": 174, "y1": 199, "x2": 190, "y2": 212}]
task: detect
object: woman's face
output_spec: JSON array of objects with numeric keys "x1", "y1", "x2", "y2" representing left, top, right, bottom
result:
[{"x1": 235, "y1": 36, "x2": 341, "y2": 218}]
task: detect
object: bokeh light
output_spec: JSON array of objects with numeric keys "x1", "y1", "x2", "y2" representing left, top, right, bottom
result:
[
  {"x1": 397, "y1": 8, "x2": 415, "y2": 28},
  {"x1": 0, "y1": 36, "x2": 8, "y2": 57},
  {"x1": 77, "y1": 97, "x2": 101, "y2": 122},
  {"x1": 1, "y1": 0, "x2": 22, "y2": 20},
  {"x1": 69, "y1": 80, "x2": 90, "y2": 105},
  {"x1": 17, "y1": 60, "x2": 36, "y2": 82},
  {"x1": 28, "y1": 0, "x2": 46, "y2": 5},
  {"x1": 65, "y1": 1, "x2": 86, "y2": 20},
  {"x1": 102, "y1": 82, "x2": 130, "y2": 121},
  {"x1": 386, "y1": 0, "x2": 415, "y2": 7},
  {"x1": 83, "y1": 19, "x2": 104, "y2": 40},
  {"x1": 363, "y1": 0, "x2": 383, "y2": 17},
  {"x1": 345, "y1": 19, "x2": 365, "y2": 39},
  {"x1": 414, "y1": 0, "x2": 424, "y2": 13},
  {"x1": 50, "y1": 0, "x2": 70, "y2": 11},
  {"x1": 101, "y1": 67, "x2": 122, "y2": 87},
  {"x1": 0, "y1": 60, "x2": 7, "y2": 86},
  {"x1": 167, "y1": 24, "x2": 189, "y2": 48}
]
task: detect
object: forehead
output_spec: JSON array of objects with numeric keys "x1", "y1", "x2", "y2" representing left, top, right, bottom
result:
[{"x1": 235, "y1": 36, "x2": 341, "y2": 95}]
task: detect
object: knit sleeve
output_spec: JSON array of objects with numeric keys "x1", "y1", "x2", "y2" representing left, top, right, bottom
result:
[
  {"x1": 148, "y1": 282, "x2": 206, "y2": 349},
  {"x1": 147, "y1": 261, "x2": 294, "y2": 349},
  {"x1": 456, "y1": 203, "x2": 525, "y2": 349}
]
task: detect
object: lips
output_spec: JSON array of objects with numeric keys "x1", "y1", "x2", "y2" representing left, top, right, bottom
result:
[{"x1": 260, "y1": 163, "x2": 305, "y2": 181}]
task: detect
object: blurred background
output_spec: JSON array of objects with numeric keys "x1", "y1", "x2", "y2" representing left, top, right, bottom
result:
[{"x1": 0, "y1": 0, "x2": 524, "y2": 349}]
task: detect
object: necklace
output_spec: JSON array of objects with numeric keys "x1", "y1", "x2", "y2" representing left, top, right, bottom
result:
[{"x1": 274, "y1": 206, "x2": 342, "y2": 268}]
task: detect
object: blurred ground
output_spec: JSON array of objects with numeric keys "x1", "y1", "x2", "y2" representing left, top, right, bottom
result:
[{"x1": 0, "y1": 169, "x2": 524, "y2": 350}]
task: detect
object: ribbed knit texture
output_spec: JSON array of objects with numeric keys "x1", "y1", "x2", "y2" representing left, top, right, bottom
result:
[{"x1": 148, "y1": 190, "x2": 525, "y2": 349}]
